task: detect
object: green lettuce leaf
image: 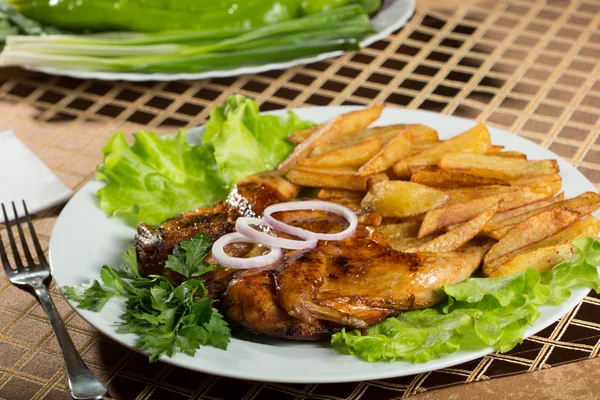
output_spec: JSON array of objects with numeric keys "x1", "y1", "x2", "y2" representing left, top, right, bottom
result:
[
  {"x1": 331, "y1": 237, "x2": 600, "y2": 363},
  {"x1": 96, "y1": 95, "x2": 313, "y2": 225},
  {"x1": 204, "y1": 94, "x2": 315, "y2": 184},
  {"x1": 96, "y1": 130, "x2": 228, "y2": 225}
]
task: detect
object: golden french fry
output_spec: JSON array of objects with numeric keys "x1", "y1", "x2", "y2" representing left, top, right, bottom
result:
[
  {"x1": 444, "y1": 185, "x2": 517, "y2": 205},
  {"x1": 484, "y1": 216, "x2": 600, "y2": 277},
  {"x1": 407, "y1": 124, "x2": 439, "y2": 146},
  {"x1": 387, "y1": 236, "x2": 436, "y2": 251},
  {"x1": 366, "y1": 173, "x2": 390, "y2": 191},
  {"x1": 311, "y1": 125, "x2": 406, "y2": 156},
  {"x1": 361, "y1": 181, "x2": 450, "y2": 218},
  {"x1": 299, "y1": 138, "x2": 382, "y2": 168},
  {"x1": 493, "y1": 151, "x2": 527, "y2": 159},
  {"x1": 411, "y1": 167, "x2": 509, "y2": 188},
  {"x1": 483, "y1": 206, "x2": 581, "y2": 267},
  {"x1": 418, "y1": 180, "x2": 560, "y2": 238},
  {"x1": 317, "y1": 188, "x2": 365, "y2": 200},
  {"x1": 288, "y1": 126, "x2": 318, "y2": 144},
  {"x1": 286, "y1": 167, "x2": 387, "y2": 191},
  {"x1": 509, "y1": 173, "x2": 561, "y2": 187},
  {"x1": 487, "y1": 145, "x2": 504, "y2": 153},
  {"x1": 393, "y1": 123, "x2": 492, "y2": 178},
  {"x1": 439, "y1": 152, "x2": 559, "y2": 180},
  {"x1": 484, "y1": 192, "x2": 600, "y2": 238},
  {"x1": 279, "y1": 105, "x2": 384, "y2": 170},
  {"x1": 278, "y1": 119, "x2": 341, "y2": 170},
  {"x1": 357, "y1": 132, "x2": 412, "y2": 176},
  {"x1": 378, "y1": 221, "x2": 421, "y2": 240},
  {"x1": 406, "y1": 203, "x2": 499, "y2": 253},
  {"x1": 408, "y1": 142, "x2": 438, "y2": 155}
]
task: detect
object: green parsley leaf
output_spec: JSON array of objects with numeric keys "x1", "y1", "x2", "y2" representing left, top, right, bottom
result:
[
  {"x1": 166, "y1": 233, "x2": 218, "y2": 279},
  {"x1": 63, "y1": 280, "x2": 116, "y2": 312},
  {"x1": 63, "y1": 236, "x2": 230, "y2": 363}
]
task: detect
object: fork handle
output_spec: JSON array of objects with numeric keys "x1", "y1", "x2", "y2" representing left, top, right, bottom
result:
[{"x1": 33, "y1": 283, "x2": 108, "y2": 400}]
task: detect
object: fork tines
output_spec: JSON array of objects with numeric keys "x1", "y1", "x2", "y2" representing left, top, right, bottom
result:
[{"x1": 0, "y1": 201, "x2": 48, "y2": 272}]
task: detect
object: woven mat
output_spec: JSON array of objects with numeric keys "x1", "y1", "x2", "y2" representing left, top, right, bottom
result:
[{"x1": 0, "y1": 0, "x2": 599, "y2": 399}]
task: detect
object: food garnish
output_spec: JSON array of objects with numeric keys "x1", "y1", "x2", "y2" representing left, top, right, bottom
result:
[
  {"x1": 212, "y1": 200, "x2": 358, "y2": 269},
  {"x1": 96, "y1": 95, "x2": 314, "y2": 225},
  {"x1": 63, "y1": 234, "x2": 231, "y2": 362}
]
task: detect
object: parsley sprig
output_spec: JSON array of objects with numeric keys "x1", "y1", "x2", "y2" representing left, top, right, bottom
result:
[{"x1": 63, "y1": 233, "x2": 230, "y2": 362}]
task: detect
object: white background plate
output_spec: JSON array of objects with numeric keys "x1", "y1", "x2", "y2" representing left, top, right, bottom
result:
[
  {"x1": 30, "y1": 0, "x2": 415, "y2": 81},
  {"x1": 49, "y1": 106, "x2": 596, "y2": 383}
]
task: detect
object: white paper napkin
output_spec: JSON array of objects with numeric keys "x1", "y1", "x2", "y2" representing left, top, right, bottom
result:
[{"x1": 0, "y1": 130, "x2": 72, "y2": 221}]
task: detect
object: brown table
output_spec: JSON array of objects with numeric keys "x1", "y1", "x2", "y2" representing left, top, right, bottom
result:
[{"x1": 0, "y1": 0, "x2": 599, "y2": 398}]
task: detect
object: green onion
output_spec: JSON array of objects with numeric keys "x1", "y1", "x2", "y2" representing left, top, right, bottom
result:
[{"x1": 0, "y1": 5, "x2": 377, "y2": 73}]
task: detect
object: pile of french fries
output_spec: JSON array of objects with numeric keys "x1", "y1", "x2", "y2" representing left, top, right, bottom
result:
[{"x1": 278, "y1": 105, "x2": 600, "y2": 278}]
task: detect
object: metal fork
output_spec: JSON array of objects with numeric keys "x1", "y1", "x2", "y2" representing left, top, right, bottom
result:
[{"x1": 0, "y1": 201, "x2": 107, "y2": 400}]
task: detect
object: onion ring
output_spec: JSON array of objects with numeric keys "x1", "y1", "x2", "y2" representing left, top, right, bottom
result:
[
  {"x1": 211, "y1": 232, "x2": 282, "y2": 270},
  {"x1": 235, "y1": 217, "x2": 318, "y2": 250},
  {"x1": 263, "y1": 200, "x2": 358, "y2": 241}
]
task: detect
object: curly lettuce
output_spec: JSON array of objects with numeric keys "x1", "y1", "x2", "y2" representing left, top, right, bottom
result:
[
  {"x1": 96, "y1": 95, "x2": 314, "y2": 225},
  {"x1": 332, "y1": 237, "x2": 600, "y2": 363}
]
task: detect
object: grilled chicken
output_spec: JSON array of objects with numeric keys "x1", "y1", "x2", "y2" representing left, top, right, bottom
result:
[
  {"x1": 135, "y1": 171, "x2": 484, "y2": 340},
  {"x1": 135, "y1": 171, "x2": 301, "y2": 285},
  {"x1": 224, "y1": 237, "x2": 484, "y2": 338},
  {"x1": 275, "y1": 240, "x2": 484, "y2": 329}
]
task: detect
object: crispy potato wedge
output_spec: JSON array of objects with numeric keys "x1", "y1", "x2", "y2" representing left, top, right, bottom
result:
[
  {"x1": 312, "y1": 125, "x2": 406, "y2": 156},
  {"x1": 317, "y1": 188, "x2": 365, "y2": 200},
  {"x1": 484, "y1": 192, "x2": 600, "y2": 238},
  {"x1": 357, "y1": 132, "x2": 412, "y2": 176},
  {"x1": 408, "y1": 142, "x2": 438, "y2": 155},
  {"x1": 378, "y1": 221, "x2": 421, "y2": 240},
  {"x1": 299, "y1": 138, "x2": 382, "y2": 168},
  {"x1": 444, "y1": 185, "x2": 518, "y2": 205},
  {"x1": 509, "y1": 173, "x2": 561, "y2": 187},
  {"x1": 387, "y1": 236, "x2": 437, "y2": 251},
  {"x1": 406, "y1": 203, "x2": 499, "y2": 253},
  {"x1": 361, "y1": 181, "x2": 450, "y2": 218},
  {"x1": 279, "y1": 105, "x2": 384, "y2": 170},
  {"x1": 286, "y1": 167, "x2": 387, "y2": 191},
  {"x1": 288, "y1": 126, "x2": 317, "y2": 144},
  {"x1": 393, "y1": 123, "x2": 492, "y2": 178},
  {"x1": 419, "y1": 180, "x2": 560, "y2": 238},
  {"x1": 411, "y1": 167, "x2": 509, "y2": 188},
  {"x1": 486, "y1": 193, "x2": 565, "y2": 225},
  {"x1": 483, "y1": 206, "x2": 581, "y2": 267},
  {"x1": 484, "y1": 216, "x2": 600, "y2": 277},
  {"x1": 407, "y1": 124, "x2": 439, "y2": 146},
  {"x1": 493, "y1": 151, "x2": 527, "y2": 159},
  {"x1": 487, "y1": 145, "x2": 504, "y2": 153},
  {"x1": 439, "y1": 152, "x2": 559, "y2": 180},
  {"x1": 278, "y1": 119, "x2": 341, "y2": 170}
]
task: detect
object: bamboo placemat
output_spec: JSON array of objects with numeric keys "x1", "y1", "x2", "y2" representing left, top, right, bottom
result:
[{"x1": 0, "y1": 0, "x2": 599, "y2": 399}]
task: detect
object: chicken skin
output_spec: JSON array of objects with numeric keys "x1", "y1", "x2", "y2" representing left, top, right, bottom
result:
[{"x1": 224, "y1": 235, "x2": 484, "y2": 338}]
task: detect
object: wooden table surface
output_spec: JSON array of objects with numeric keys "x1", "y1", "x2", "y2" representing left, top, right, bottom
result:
[{"x1": 0, "y1": 0, "x2": 599, "y2": 399}]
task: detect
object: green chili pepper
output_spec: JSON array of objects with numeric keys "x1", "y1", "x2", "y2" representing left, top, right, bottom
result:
[{"x1": 7, "y1": 0, "x2": 305, "y2": 32}]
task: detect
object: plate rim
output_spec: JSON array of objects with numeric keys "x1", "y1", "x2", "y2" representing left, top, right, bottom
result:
[
  {"x1": 49, "y1": 105, "x2": 595, "y2": 383},
  {"x1": 26, "y1": 0, "x2": 416, "y2": 82}
]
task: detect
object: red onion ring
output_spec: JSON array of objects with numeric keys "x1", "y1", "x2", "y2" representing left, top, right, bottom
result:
[
  {"x1": 235, "y1": 217, "x2": 318, "y2": 250},
  {"x1": 263, "y1": 200, "x2": 358, "y2": 241},
  {"x1": 212, "y1": 232, "x2": 282, "y2": 270}
]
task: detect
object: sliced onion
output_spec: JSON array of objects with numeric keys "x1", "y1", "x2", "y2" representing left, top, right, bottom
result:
[
  {"x1": 235, "y1": 217, "x2": 318, "y2": 250},
  {"x1": 212, "y1": 232, "x2": 282, "y2": 270},
  {"x1": 263, "y1": 200, "x2": 358, "y2": 241}
]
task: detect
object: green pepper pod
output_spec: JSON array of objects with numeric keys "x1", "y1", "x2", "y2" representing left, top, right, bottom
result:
[{"x1": 7, "y1": 0, "x2": 305, "y2": 32}]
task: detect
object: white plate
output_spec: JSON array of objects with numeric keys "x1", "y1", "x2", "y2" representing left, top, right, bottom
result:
[
  {"x1": 49, "y1": 106, "x2": 596, "y2": 383},
  {"x1": 29, "y1": 0, "x2": 415, "y2": 82}
]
